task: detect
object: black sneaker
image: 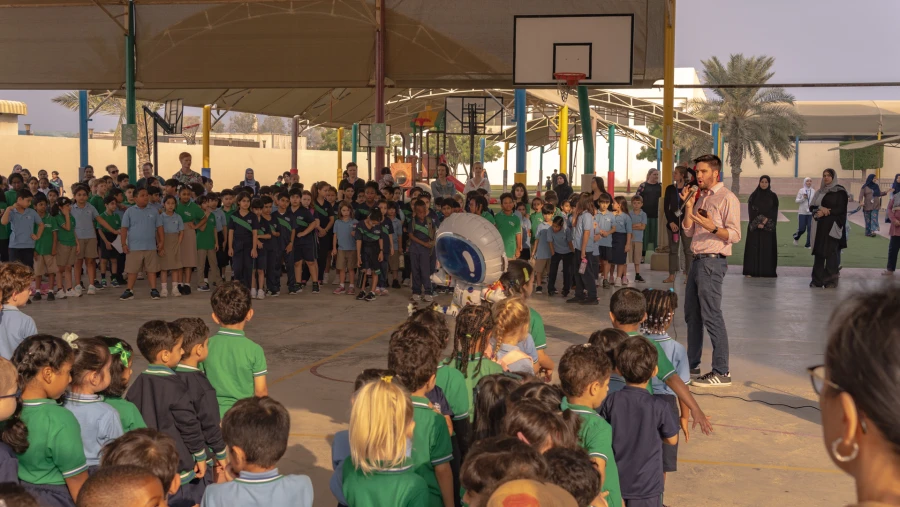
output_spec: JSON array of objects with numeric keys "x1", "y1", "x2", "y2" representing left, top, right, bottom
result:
[
  {"x1": 547, "y1": 291, "x2": 557, "y2": 297},
  {"x1": 120, "y1": 289, "x2": 135, "y2": 301},
  {"x1": 288, "y1": 285, "x2": 300, "y2": 295},
  {"x1": 579, "y1": 299, "x2": 599, "y2": 305},
  {"x1": 566, "y1": 297, "x2": 585, "y2": 304},
  {"x1": 365, "y1": 291, "x2": 376, "y2": 302},
  {"x1": 535, "y1": 285, "x2": 543, "y2": 294},
  {"x1": 824, "y1": 282, "x2": 838, "y2": 289},
  {"x1": 312, "y1": 282, "x2": 320, "y2": 294},
  {"x1": 182, "y1": 284, "x2": 192, "y2": 295},
  {"x1": 33, "y1": 292, "x2": 42, "y2": 301},
  {"x1": 150, "y1": 289, "x2": 161, "y2": 300},
  {"x1": 692, "y1": 371, "x2": 731, "y2": 387},
  {"x1": 356, "y1": 290, "x2": 366, "y2": 300},
  {"x1": 26, "y1": 298, "x2": 32, "y2": 305},
  {"x1": 197, "y1": 284, "x2": 211, "y2": 292},
  {"x1": 392, "y1": 280, "x2": 401, "y2": 289},
  {"x1": 47, "y1": 291, "x2": 55, "y2": 301},
  {"x1": 635, "y1": 274, "x2": 646, "y2": 283},
  {"x1": 299, "y1": 282, "x2": 307, "y2": 291},
  {"x1": 690, "y1": 368, "x2": 702, "y2": 378},
  {"x1": 561, "y1": 292, "x2": 569, "y2": 298}
]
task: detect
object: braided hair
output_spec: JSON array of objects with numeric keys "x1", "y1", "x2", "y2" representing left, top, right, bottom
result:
[
  {"x1": 452, "y1": 303, "x2": 495, "y2": 378},
  {"x1": 498, "y1": 260, "x2": 534, "y2": 298},
  {"x1": 641, "y1": 289, "x2": 678, "y2": 335}
]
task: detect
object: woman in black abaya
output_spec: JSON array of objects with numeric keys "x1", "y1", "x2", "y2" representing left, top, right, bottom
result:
[{"x1": 743, "y1": 175, "x2": 779, "y2": 277}]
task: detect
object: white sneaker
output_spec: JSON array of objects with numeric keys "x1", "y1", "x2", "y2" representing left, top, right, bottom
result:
[
  {"x1": 56, "y1": 289, "x2": 67, "y2": 299},
  {"x1": 402, "y1": 278, "x2": 411, "y2": 287},
  {"x1": 251, "y1": 288, "x2": 258, "y2": 298},
  {"x1": 793, "y1": 238, "x2": 799, "y2": 246},
  {"x1": 87, "y1": 285, "x2": 97, "y2": 295},
  {"x1": 67, "y1": 289, "x2": 79, "y2": 298},
  {"x1": 613, "y1": 278, "x2": 622, "y2": 287},
  {"x1": 410, "y1": 294, "x2": 422, "y2": 302},
  {"x1": 257, "y1": 291, "x2": 265, "y2": 300},
  {"x1": 423, "y1": 295, "x2": 433, "y2": 303},
  {"x1": 74, "y1": 285, "x2": 83, "y2": 295},
  {"x1": 160, "y1": 286, "x2": 168, "y2": 298}
]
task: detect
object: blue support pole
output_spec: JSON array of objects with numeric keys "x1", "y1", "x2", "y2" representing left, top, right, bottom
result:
[
  {"x1": 794, "y1": 136, "x2": 800, "y2": 177},
  {"x1": 656, "y1": 138, "x2": 662, "y2": 175},
  {"x1": 711, "y1": 123, "x2": 720, "y2": 157},
  {"x1": 480, "y1": 137, "x2": 485, "y2": 164},
  {"x1": 514, "y1": 89, "x2": 527, "y2": 175},
  {"x1": 78, "y1": 91, "x2": 89, "y2": 175}
]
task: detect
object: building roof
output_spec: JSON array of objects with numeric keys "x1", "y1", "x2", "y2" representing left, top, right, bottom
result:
[{"x1": 0, "y1": 100, "x2": 27, "y2": 115}]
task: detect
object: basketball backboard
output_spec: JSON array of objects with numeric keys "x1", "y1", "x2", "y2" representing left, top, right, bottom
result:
[
  {"x1": 513, "y1": 14, "x2": 634, "y2": 86},
  {"x1": 359, "y1": 123, "x2": 392, "y2": 148},
  {"x1": 163, "y1": 99, "x2": 184, "y2": 134},
  {"x1": 444, "y1": 97, "x2": 504, "y2": 135}
]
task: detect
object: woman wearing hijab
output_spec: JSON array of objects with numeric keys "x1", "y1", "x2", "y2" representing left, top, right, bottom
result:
[
  {"x1": 636, "y1": 168, "x2": 662, "y2": 258},
  {"x1": 793, "y1": 177, "x2": 815, "y2": 248},
  {"x1": 810, "y1": 168, "x2": 848, "y2": 288},
  {"x1": 239, "y1": 168, "x2": 260, "y2": 195},
  {"x1": 859, "y1": 174, "x2": 887, "y2": 237},
  {"x1": 743, "y1": 175, "x2": 779, "y2": 277},
  {"x1": 555, "y1": 174, "x2": 573, "y2": 204}
]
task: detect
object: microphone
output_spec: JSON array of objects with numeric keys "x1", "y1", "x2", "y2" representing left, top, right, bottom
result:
[{"x1": 677, "y1": 185, "x2": 699, "y2": 216}]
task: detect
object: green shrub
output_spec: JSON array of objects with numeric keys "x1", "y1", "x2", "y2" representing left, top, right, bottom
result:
[{"x1": 839, "y1": 142, "x2": 884, "y2": 171}]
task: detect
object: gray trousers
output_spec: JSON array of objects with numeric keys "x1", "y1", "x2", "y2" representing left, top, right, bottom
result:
[
  {"x1": 410, "y1": 247, "x2": 433, "y2": 295},
  {"x1": 667, "y1": 227, "x2": 693, "y2": 275},
  {"x1": 685, "y1": 256, "x2": 730, "y2": 375}
]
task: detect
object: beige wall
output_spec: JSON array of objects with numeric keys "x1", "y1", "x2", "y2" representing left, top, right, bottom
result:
[
  {"x1": 0, "y1": 115, "x2": 17, "y2": 136},
  {"x1": 723, "y1": 141, "x2": 900, "y2": 179},
  {"x1": 0, "y1": 135, "x2": 368, "y2": 190}
]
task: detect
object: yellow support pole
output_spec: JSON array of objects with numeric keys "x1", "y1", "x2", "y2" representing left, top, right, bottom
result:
[
  {"x1": 336, "y1": 127, "x2": 344, "y2": 185},
  {"x1": 559, "y1": 106, "x2": 568, "y2": 175},
  {"x1": 202, "y1": 105, "x2": 211, "y2": 177},
  {"x1": 659, "y1": 0, "x2": 676, "y2": 252}
]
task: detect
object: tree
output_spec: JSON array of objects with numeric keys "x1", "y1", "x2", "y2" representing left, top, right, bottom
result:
[
  {"x1": 636, "y1": 123, "x2": 711, "y2": 165},
  {"x1": 52, "y1": 92, "x2": 161, "y2": 165},
  {"x1": 684, "y1": 54, "x2": 804, "y2": 193},
  {"x1": 259, "y1": 116, "x2": 288, "y2": 134},
  {"x1": 319, "y1": 128, "x2": 352, "y2": 151},
  {"x1": 228, "y1": 112, "x2": 258, "y2": 133},
  {"x1": 424, "y1": 135, "x2": 502, "y2": 176}
]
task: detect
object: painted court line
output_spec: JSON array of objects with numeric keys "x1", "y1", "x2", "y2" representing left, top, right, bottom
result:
[
  {"x1": 271, "y1": 321, "x2": 402, "y2": 386},
  {"x1": 680, "y1": 459, "x2": 840, "y2": 475}
]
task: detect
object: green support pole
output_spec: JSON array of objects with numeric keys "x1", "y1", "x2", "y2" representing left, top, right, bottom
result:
[
  {"x1": 608, "y1": 124, "x2": 615, "y2": 195},
  {"x1": 577, "y1": 86, "x2": 594, "y2": 177},
  {"x1": 125, "y1": 0, "x2": 136, "y2": 182},
  {"x1": 351, "y1": 123, "x2": 359, "y2": 164}
]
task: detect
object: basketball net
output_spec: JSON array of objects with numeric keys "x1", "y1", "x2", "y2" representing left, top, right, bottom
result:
[
  {"x1": 554, "y1": 72, "x2": 585, "y2": 103},
  {"x1": 182, "y1": 123, "x2": 200, "y2": 145}
]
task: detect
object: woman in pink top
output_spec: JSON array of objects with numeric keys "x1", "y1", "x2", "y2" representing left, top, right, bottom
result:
[{"x1": 882, "y1": 192, "x2": 900, "y2": 275}]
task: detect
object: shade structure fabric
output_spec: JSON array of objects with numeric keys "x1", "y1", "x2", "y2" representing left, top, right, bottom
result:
[
  {"x1": 0, "y1": 0, "x2": 665, "y2": 90},
  {"x1": 795, "y1": 101, "x2": 900, "y2": 136}
]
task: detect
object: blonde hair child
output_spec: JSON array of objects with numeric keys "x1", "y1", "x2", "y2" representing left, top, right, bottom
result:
[{"x1": 490, "y1": 298, "x2": 533, "y2": 375}]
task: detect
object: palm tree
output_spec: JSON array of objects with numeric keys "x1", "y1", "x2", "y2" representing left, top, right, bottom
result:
[
  {"x1": 52, "y1": 92, "x2": 162, "y2": 166},
  {"x1": 685, "y1": 55, "x2": 805, "y2": 193}
]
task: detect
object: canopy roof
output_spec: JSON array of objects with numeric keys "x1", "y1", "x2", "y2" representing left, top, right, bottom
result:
[
  {"x1": 828, "y1": 135, "x2": 900, "y2": 151},
  {"x1": 0, "y1": 0, "x2": 665, "y2": 90},
  {"x1": 795, "y1": 101, "x2": 900, "y2": 136}
]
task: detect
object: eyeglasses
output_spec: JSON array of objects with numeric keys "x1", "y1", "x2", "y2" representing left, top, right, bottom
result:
[
  {"x1": 0, "y1": 387, "x2": 22, "y2": 400},
  {"x1": 807, "y1": 365, "x2": 842, "y2": 395}
]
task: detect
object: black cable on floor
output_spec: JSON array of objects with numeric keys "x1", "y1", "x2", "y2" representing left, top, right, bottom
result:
[{"x1": 689, "y1": 391, "x2": 821, "y2": 411}]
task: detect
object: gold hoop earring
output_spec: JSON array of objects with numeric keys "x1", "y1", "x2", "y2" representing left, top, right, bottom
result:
[{"x1": 831, "y1": 438, "x2": 858, "y2": 462}]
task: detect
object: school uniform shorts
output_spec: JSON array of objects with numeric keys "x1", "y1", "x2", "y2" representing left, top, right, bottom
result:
[
  {"x1": 293, "y1": 241, "x2": 317, "y2": 262},
  {"x1": 56, "y1": 244, "x2": 77, "y2": 267},
  {"x1": 335, "y1": 250, "x2": 357, "y2": 271},
  {"x1": 360, "y1": 243, "x2": 381, "y2": 273},
  {"x1": 596, "y1": 246, "x2": 612, "y2": 261},
  {"x1": 34, "y1": 254, "x2": 58, "y2": 276},
  {"x1": 125, "y1": 250, "x2": 160, "y2": 274},
  {"x1": 661, "y1": 393, "x2": 679, "y2": 472},
  {"x1": 389, "y1": 250, "x2": 400, "y2": 271},
  {"x1": 629, "y1": 241, "x2": 643, "y2": 264},
  {"x1": 76, "y1": 237, "x2": 98, "y2": 259}
]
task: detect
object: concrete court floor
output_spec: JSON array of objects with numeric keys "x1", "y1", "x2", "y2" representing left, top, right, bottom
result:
[{"x1": 27, "y1": 265, "x2": 875, "y2": 506}]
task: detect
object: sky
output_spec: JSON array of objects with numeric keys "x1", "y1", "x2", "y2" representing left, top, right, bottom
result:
[{"x1": 4, "y1": 0, "x2": 900, "y2": 133}]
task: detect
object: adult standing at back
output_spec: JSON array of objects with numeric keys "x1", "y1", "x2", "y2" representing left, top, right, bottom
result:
[
  {"x1": 680, "y1": 154, "x2": 741, "y2": 387},
  {"x1": 463, "y1": 162, "x2": 491, "y2": 196},
  {"x1": 809, "y1": 168, "x2": 848, "y2": 289},
  {"x1": 171, "y1": 152, "x2": 203, "y2": 187},
  {"x1": 742, "y1": 175, "x2": 779, "y2": 278},
  {"x1": 555, "y1": 174, "x2": 573, "y2": 205},
  {"x1": 793, "y1": 177, "x2": 814, "y2": 248},
  {"x1": 239, "y1": 168, "x2": 260, "y2": 195},
  {"x1": 430, "y1": 163, "x2": 457, "y2": 201},
  {"x1": 590, "y1": 176, "x2": 610, "y2": 209},
  {"x1": 859, "y1": 174, "x2": 887, "y2": 237},
  {"x1": 339, "y1": 162, "x2": 366, "y2": 198},
  {"x1": 135, "y1": 162, "x2": 165, "y2": 189},
  {"x1": 662, "y1": 166, "x2": 692, "y2": 283},
  {"x1": 635, "y1": 168, "x2": 662, "y2": 261}
]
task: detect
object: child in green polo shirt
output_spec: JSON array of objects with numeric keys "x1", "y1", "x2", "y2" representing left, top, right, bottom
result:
[
  {"x1": 203, "y1": 282, "x2": 268, "y2": 418},
  {"x1": 98, "y1": 196, "x2": 123, "y2": 290},
  {"x1": 387, "y1": 322, "x2": 454, "y2": 507},
  {"x1": 450, "y1": 304, "x2": 504, "y2": 421},
  {"x1": 9, "y1": 335, "x2": 88, "y2": 505},
  {"x1": 609, "y1": 288, "x2": 712, "y2": 437},
  {"x1": 494, "y1": 193, "x2": 522, "y2": 260},
  {"x1": 558, "y1": 343, "x2": 622, "y2": 507},
  {"x1": 32, "y1": 193, "x2": 58, "y2": 301},
  {"x1": 195, "y1": 195, "x2": 221, "y2": 292},
  {"x1": 341, "y1": 376, "x2": 428, "y2": 507}
]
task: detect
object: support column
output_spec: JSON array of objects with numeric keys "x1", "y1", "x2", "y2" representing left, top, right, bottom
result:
[
  {"x1": 655, "y1": 0, "x2": 676, "y2": 266},
  {"x1": 290, "y1": 115, "x2": 299, "y2": 172},
  {"x1": 480, "y1": 137, "x2": 485, "y2": 164},
  {"x1": 514, "y1": 89, "x2": 527, "y2": 188},
  {"x1": 78, "y1": 91, "x2": 88, "y2": 179},
  {"x1": 559, "y1": 106, "x2": 568, "y2": 175},
  {"x1": 337, "y1": 127, "x2": 344, "y2": 185},
  {"x1": 576, "y1": 86, "x2": 594, "y2": 192},
  {"x1": 351, "y1": 123, "x2": 359, "y2": 164},
  {"x1": 608, "y1": 125, "x2": 615, "y2": 195},
  {"x1": 503, "y1": 142, "x2": 509, "y2": 193},
  {"x1": 125, "y1": 0, "x2": 136, "y2": 182},
  {"x1": 202, "y1": 105, "x2": 211, "y2": 178},
  {"x1": 538, "y1": 146, "x2": 544, "y2": 197},
  {"x1": 794, "y1": 136, "x2": 800, "y2": 178},
  {"x1": 374, "y1": 0, "x2": 386, "y2": 172}
]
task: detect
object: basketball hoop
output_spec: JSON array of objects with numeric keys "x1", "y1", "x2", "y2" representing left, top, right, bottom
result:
[
  {"x1": 182, "y1": 123, "x2": 200, "y2": 145},
  {"x1": 554, "y1": 72, "x2": 585, "y2": 102},
  {"x1": 414, "y1": 118, "x2": 429, "y2": 129}
]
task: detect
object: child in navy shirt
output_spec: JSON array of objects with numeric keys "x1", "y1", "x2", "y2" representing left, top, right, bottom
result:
[
  {"x1": 354, "y1": 182, "x2": 379, "y2": 221},
  {"x1": 355, "y1": 207, "x2": 385, "y2": 302},
  {"x1": 375, "y1": 201, "x2": 394, "y2": 295},
  {"x1": 407, "y1": 200, "x2": 434, "y2": 303},
  {"x1": 269, "y1": 192, "x2": 293, "y2": 296},
  {"x1": 228, "y1": 192, "x2": 258, "y2": 291},
  {"x1": 250, "y1": 198, "x2": 271, "y2": 300},
  {"x1": 290, "y1": 191, "x2": 320, "y2": 294},
  {"x1": 201, "y1": 397, "x2": 313, "y2": 507}
]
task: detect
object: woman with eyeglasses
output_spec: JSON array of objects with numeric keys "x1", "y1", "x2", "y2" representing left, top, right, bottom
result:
[{"x1": 810, "y1": 287, "x2": 900, "y2": 505}]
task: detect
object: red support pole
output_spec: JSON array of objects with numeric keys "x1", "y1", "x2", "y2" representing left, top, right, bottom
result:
[{"x1": 374, "y1": 0, "x2": 386, "y2": 174}]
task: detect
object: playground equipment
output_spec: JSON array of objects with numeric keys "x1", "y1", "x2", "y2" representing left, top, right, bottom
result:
[{"x1": 428, "y1": 212, "x2": 507, "y2": 316}]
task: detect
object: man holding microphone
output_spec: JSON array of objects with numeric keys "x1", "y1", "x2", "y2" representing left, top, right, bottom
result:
[{"x1": 681, "y1": 154, "x2": 741, "y2": 387}]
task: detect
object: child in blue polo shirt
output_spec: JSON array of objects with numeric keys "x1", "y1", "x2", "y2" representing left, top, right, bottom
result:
[
  {"x1": 228, "y1": 192, "x2": 258, "y2": 291},
  {"x1": 546, "y1": 216, "x2": 574, "y2": 297},
  {"x1": 387, "y1": 323, "x2": 454, "y2": 507},
  {"x1": 331, "y1": 201, "x2": 357, "y2": 295},
  {"x1": 201, "y1": 397, "x2": 313, "y2": 507},
  {"x1": 593, "y1": 194, "x2": 616, "y2": 290},
  {"x1": 570, "y1": 193, "x2": 597, "y2": 304},
  {"x1": 610, "y1": 196, "x2": 633, "y2": 287},
  {"x1": 120, "y1": 188, "x2": 163, "y2": 301},
  {"x1": 0, "y1": 262, "x2": 37, "y2": 360},
  {"x1": 630, "y1": 195, "x2": 648, "y2": 283},
  {"x1": 1, "y1": 189, "x2": 44, "y2": 269}
]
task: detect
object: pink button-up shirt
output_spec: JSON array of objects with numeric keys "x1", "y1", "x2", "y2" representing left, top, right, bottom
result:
[
  {"x1": 889, "y1": 195, "x2": 900, "y2": 237},
  {"x1": 682, "y1": 182, "x2": 742, "y2": 256}
]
